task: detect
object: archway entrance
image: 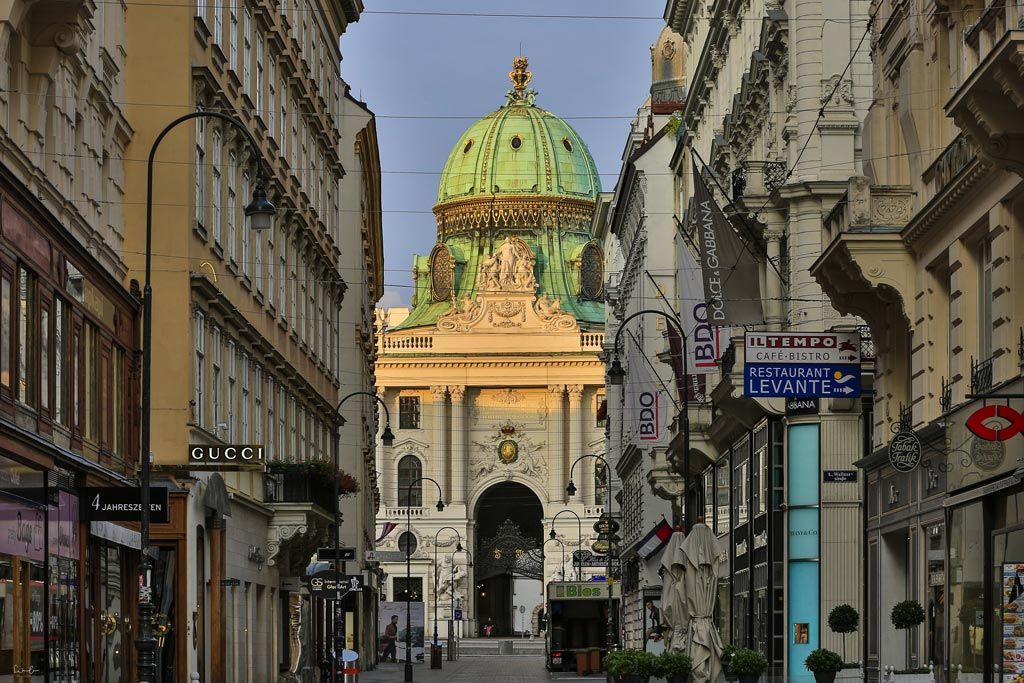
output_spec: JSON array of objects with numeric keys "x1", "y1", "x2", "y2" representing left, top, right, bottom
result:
[{"x1": 474, "y1": 482, "x2": 544, "y2": 637}]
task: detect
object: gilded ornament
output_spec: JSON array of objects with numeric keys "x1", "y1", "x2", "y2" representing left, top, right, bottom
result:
[
  {"x1": 497, "y1": 439, "x2": 520, "y2": 464},
  {"x1": 509, "y1": 56, "x2": 533, "y2": 98}
]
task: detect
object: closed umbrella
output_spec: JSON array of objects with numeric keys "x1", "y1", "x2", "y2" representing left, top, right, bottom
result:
[
  {"x1": 659, "y1": 530, "x2": 690, "y2": 652},
  {"x1": 681, "y1": 522, "x2": 726, "y2": 683}
]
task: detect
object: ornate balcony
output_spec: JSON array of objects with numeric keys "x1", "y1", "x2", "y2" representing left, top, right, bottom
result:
[
  {"x1": 946, "y1": 30, "x2": 1024, "y2": 176},
  {"x1": 263, "y1": 465, "x2": 334, "y2": 572},
  {"x1": 811, "y1": 177, "x2": 915, "y2": 328}
]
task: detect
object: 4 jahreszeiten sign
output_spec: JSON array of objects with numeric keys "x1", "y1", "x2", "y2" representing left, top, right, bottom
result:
[{"x1": 743, "y1": 331, "x2": 862, "y2": 398}]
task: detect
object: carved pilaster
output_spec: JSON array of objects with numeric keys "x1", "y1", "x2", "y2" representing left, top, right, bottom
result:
[
  {"x1": 449, "y1": 386, "x2": 467, "y2": 505},
  {"x1": 567, "y1": 386, "x2": 588, "y2": 503},
  {"x1": 548, "y1": 385, "x2": 566, "y2": 504},
  {"x1": 429, "y1": 386, "x2": 448, "y2": 500}
]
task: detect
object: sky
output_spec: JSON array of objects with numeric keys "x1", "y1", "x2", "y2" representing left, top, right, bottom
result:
[{"x1": 341, "y1": 1, "x2": 667, "y2": 308}]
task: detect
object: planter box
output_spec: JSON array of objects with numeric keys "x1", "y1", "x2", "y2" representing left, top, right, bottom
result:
[
  {"x1": 836, "y1": 668, "x2": 863, "y2": 683},
  {"x1": 882, "y1": 665, "x2": 935, "y2": 683}
]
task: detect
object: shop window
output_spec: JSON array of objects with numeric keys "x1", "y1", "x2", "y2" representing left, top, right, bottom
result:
[
  {"x1": 949, "y1": 502, "x2": 984, "y2": 678},
  {"x1": 399, "y1": 396, "x2": 420, "y2": 429},
  {"x1": 716, "y1": 459, "x2": 730, "y2": 534},
  {"x1": 1, "y1": 272, "x2": 10, "y2": 389},
  {"x1": 397, "y1": 456, "x2": 422, "y2": 507},
  {"x1": 394, "y1": 576, "x2": 423, "y2": 601},
  {"x1": 734, "y1": 459, "x2": 749, "y2": 527},
  {"x1": 16, "y1": 266, "x2": 35, "y2": 405}
]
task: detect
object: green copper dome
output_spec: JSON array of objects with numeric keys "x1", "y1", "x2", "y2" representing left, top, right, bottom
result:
[
  {"x1": 394, "y1": 58, "x2": 606, "y2": 332},
  {"x1": 436, "y1": 103, "x2": 601, "y2": 203}
]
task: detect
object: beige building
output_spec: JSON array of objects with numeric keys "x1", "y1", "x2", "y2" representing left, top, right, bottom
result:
[
  {"x1": 664, "y1": 0, "x2": 871, "y2": 676},
  {"x1": 375, "y1": 59, "x2": 609, "y2": 641},
  {"x1": 811, "y1": 2, "x2": 1024, "y2": 678},
  {"x1": 122, "y1": 0, "x2": 376, "y2": 680}
]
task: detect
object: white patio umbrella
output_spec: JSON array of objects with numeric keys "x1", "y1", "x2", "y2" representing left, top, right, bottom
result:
[
  {"x1": 681, "y1": 522, "x2": 727, "y2": 683},
  {"x1": 659, "y1": 529, "x2": 690, "y2": 652}
]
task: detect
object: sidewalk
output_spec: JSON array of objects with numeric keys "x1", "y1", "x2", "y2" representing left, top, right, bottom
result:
[{"x1": 357, "y1": 656, "x2": 598, "y2": 682}]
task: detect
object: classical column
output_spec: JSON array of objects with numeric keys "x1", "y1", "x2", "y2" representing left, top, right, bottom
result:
[
  {"x1": 764, "y1": 230, "x2": 785, "y2": 330},
  {"x1": 567, "y1": 385, "x2": 588, "y2": 503},
  {"x1": 449, "y1": 386, "x2": 467, "y2": 505},
  {"x1": 430, "y1": 386, "x2": 448, "y2": 501},
  {"x1": 548, "y1": 385, "x2": 566, "y2": 504},
  {"x1": 378, "y1": 388, "x2": 397, "y2": 508}
]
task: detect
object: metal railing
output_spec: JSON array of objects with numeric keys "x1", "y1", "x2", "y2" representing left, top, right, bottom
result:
[
  {"x1": 970, "y1": 354, "x2": 995, "y2": 394},
  {"x1": 940, "y1": 376, "x2": 952, "y2": 413},
  {"x1": 764, "y1": 161, "x2": 787, "y2": 193},
  {"x1": 264, "y1": 471, "x2": 335, "y2": 511},
  {"x1": 858, "y1": 325, "x2": 876, "y2": 360},
  {"x1": 897, "y1": 403, "x2": 912, "y2": 432}
]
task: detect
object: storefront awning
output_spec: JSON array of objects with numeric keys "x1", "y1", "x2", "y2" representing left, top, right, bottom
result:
[{"x1": 89, "y1": 521, "x2": 142, "y2": 549}]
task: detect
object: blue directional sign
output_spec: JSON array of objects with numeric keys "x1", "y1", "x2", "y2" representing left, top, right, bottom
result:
[
  {"x1": 454, "y1": 609, "x2": 463, "y2": 621},
  {"x1": 744, "y1": 332, "x2": 862, "y2": 398}
]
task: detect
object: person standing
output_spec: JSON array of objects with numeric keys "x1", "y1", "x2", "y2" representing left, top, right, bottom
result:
[{"x1": 381, "y1": 615, "x2": 399, "y2": 663}]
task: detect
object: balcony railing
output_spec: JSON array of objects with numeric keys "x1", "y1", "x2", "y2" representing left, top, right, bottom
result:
[
  {"x1": 897, "y1": 403, "x2": 912, "y2": 432},
  {"x1": 764, "y1": 161, "x2": 787, "y2": 194},
  {"x1": 940, "y1": 376, "x2": 952, "y2": 413},
  {"x1": 971, "y1": 354, "x2": 995, "y2": 394},
  {"x1": 264, "y1": 471, "x2": 334, "y2": 511}
]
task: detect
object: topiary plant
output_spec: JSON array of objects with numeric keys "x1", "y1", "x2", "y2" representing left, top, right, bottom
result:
[
  {"x1": 658, "y1": 652, "x2": 693, "y2": 680},
  {"x1": 728, "y1": 648, "x2": 768, "y2": 680},
  {"x1": 891, "y1": 600, "x2": 926, "y2": 630},
  {"x1": 805, "y1": 649, "x2": 844, "y2": 673},
  {"x1": 828, "y1": 604, "x2": 860, "y2": 661}
]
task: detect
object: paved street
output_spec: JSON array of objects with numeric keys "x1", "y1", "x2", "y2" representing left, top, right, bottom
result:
[{"x1": 359, "y1": 656, "x2": 606, "y2": 683}]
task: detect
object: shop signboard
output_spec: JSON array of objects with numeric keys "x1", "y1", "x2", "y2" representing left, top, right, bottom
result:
[
  {"x1": 80, "y1": 486, "x2": 169, "y2": 524},
  {"x1": 548, "y1": 581, "x2": 620, "y2": 599},
  {"x1": 572, "y1": 550, "x2": 621, "y2": 569},
  {"x1": 967, "y1": 405, "x2": 1024, "y2": 442},
  {"x1": 0, "y1": 498, "x2": 45, "y2": 561},
  {"x1": 888, "y1": 432, "x2": 922, "y2": 473},
  {"x1": 785, "y1": 397, "x2": 820, "y2": 416},
  {"x1": 743, "y1": 332, "x2": 861, "y2": 398},
  {"x1": 365, "y1": 550, "x2": 407, "y2": 562},
  {"x1": 823, "y1": 470, "x2": 858, "y2": 483},
  {"x1": 1002, "y1": 563, "x2": 1024, "y2": 679},
  {"x1": 188, "y1": 444, "x2": 266, "y2": 467},
  {"x1": 307, "y1": 570, "x2": 363, "y2": 597}
]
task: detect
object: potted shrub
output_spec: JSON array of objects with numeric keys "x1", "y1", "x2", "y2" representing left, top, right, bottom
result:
[
  {"x1": 728, "y1": 648, "x2": 768, "y2": 683},
  {"x1": 721, "y1": 644, "x2": 739, "y2": 682},
  {"x1": 658, "y1": 651, "x2": 693, "y2": 683},
  {"x1": 828, "y1": 604, "x2": 859, "y2": 662},
  {"x1": 883, "y1": 665, "x2": 936, "y2": 683},
  {"x1": 805, "y1": 648, "x2": 844, "y2": 683},
  {"x1": 604, "y1": 650, "x2": 659, "y2": 683},
  {"x1": 890, "y1": 600, "x2": 925, "y2": 631}
]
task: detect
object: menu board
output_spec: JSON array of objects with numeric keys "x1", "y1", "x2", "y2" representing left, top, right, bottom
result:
[{"x1": 1003, "y1": 563, "x2": 1024, "y2": 679}]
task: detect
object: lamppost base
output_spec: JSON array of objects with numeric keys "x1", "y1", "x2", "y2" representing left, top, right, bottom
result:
[{"x1": 404, "y1": 662, "x2": 414, "y2": 682}]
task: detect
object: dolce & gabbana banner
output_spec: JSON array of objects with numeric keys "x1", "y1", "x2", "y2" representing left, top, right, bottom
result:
[{"x1": 690, "y1": 158, "x2": 764, "y2": 326}]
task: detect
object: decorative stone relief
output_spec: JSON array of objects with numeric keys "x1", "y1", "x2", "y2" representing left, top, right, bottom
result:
[
  {"x1": 533, "y1": 295, "x2": 577, "y2": 331},
  {"x1": 469, "y1": 421, "x2": 547, "y2": 482},
  {"x1": 871, "y1": 195, "x2": 912, "y2": 226},
  {"x1": 821, "y1": 75, "x2": 855, "y2": 106},
  {"x1": 476, "y1": 236, "x2": 537, "y2": 293}
]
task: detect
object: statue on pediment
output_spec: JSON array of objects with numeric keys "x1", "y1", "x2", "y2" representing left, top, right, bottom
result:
[{"x1": 476, "y1": 236, "x2": 537, "y2": 293}]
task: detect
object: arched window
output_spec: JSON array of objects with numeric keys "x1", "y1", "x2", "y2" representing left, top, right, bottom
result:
[
  {"x1": 397, "y1": 455, "x2": 422, "y2": 507},
  {"x1": 397, "y1": 532, "x2": 417, "y2": 558}
]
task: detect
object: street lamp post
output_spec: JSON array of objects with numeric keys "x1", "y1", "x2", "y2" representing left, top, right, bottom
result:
[
  {"x1": 138, "y1": 111, "x2": 274, "y2": 682},
  {"x1": 332, "y1": 392, "x2": 395, "y2": 682},
  {"x1": 549, "y1": 509, "x2": 584, "y2": 580},
  {"x1": 431, "y1": 527, "x2": 463, "y2": 656},
  {"x1": 449, "y1": 547, "x2": 472, "y2": 661},
  {"x1": 403, "y1": 477, "x2": 444, "y2": 682},
  {"x1": 567, "y1": 455, "x2": 615, "y2": 657},
  {"x1": 607, "y1": 309, "x2": 693, "y2": 528},
  {"x1": 543, "y1": 537, "x2": 567, "y2": 579}
]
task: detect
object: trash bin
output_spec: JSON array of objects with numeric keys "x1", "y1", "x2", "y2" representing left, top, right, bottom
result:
[
  {"x1": 587, "y1": 648, "x2": 601, "y2": 673},
  {"x1": 342, "y1": 666, "x2": 359, "y2": 683},
  {"x1": 575, "y1": 650, "x2": 590, "y2": 676},
  {"x1": 430, "y1": 645, "x2": 443, "y2": 669}
]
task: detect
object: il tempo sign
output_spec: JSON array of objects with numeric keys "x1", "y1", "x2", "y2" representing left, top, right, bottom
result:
[
  {"x1": 743, "y1": 331, "x2": 862, "y2": 398},
  {"x1": 189, "y1": 445, "x2": 266, "y2": 464}
]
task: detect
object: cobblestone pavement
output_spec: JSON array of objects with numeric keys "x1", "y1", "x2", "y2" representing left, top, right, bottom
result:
[{"x1": 357, "y1": 656, "x2": 607, "y2": 683}]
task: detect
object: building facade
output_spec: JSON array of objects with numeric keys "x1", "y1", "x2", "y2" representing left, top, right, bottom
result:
[
  {"x1": 123, "y1": 0, "x2": 372, "y2": 680},
  {"x1": 663, "y1": 0, "x2": 873, "y2": 677},
  {"x1": 0, "y1": 1, "x2": 144, "y2": 680},
  {"x1": 374, "y1": 58, "x2": 610, "y2": 643},
  {"x1": 811, "y1": 0, "x2": 1024, "y2": 679}
]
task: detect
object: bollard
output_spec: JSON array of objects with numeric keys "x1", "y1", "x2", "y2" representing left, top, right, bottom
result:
[{"x1": 342, "y1": 666, "x2": 359, "y2": 683}]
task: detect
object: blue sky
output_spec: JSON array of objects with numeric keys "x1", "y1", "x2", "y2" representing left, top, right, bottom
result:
[{"x1": 342, "y1": 1, "x2": 666, "y2": 308}]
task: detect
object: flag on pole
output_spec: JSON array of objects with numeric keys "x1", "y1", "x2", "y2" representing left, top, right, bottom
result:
[
  {"x1": 375, "y1": 522, "x2": 398, "y2": 545},
  {"x1": 624, "y1": 336, "x2": 672, "y2": 449},
  {"x1": 638, "y1": 519, "x2": 674, "y2": 559},
  {"x1": 675, "y1": 227, "x2": 728, "y2": 376},
  {"x1": 690, "y1": 159, "x2": 764, "y2": 326}
]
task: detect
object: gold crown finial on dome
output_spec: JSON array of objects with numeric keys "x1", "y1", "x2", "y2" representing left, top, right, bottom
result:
[{"x1": 509, "y1": 56, "x2": 532, "y2": 97}]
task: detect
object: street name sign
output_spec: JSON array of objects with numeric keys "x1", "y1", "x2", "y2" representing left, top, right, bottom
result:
[
  {"x1": 318, "y1": 547, "x2": 356, "y2": 561},
  {"x1": 744, "y1": 332, "x2": 862, "y2": 398},
  {"x1": 365, "y1": 550, "x2": 407, "y2": 562},
  {"x1": 573, "y1": 550, "x2": 621, "y2": 568},
  {"x1": 308, "y1": 570, "x2": 364, "y2": 597},
  {"x1": 823, "y1": 470, "x2": 858, "y2": 483},
  {"x1": 81, "y1": 486, "x2": 169, "y2": 524}
]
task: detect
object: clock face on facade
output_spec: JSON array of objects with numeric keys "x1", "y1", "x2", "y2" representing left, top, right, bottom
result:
[{"x1": 497, "y1": 439, "x2": 519, "y2": 464}]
